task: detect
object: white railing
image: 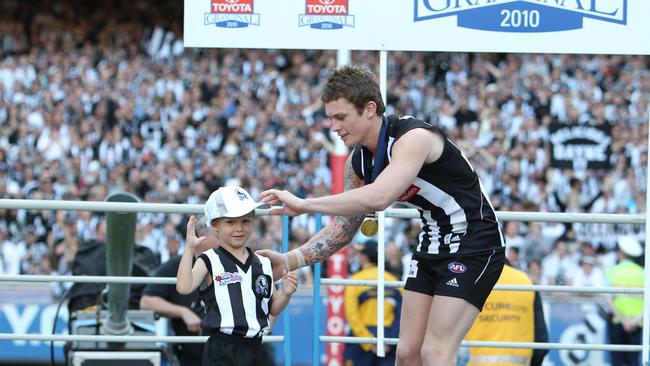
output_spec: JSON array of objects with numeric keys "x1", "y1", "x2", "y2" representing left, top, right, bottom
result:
[
  {"x1": 0, "y1": 333, "x2": 640, "y2": 351},
  {"x1": 4, "y1": 275, "x2": 643, "y2": 294},
  {"x1": 0, "y1": 333, "x2": 283, "y2": 343},
  {"x1": 319, "y1": 336, "x2": 644, "y2": 351},
  {"x1": 0, "y1": 198, "x2": 645, "y2": 223},
  {"x1": 318, "y1": 336, "x2": 644, "y2": 351}
]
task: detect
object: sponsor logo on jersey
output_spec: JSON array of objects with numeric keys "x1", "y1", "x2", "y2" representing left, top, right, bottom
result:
[
  {"x1": 413, "y1": 0, "x2": 626, "y2": 33},
  {"x1": 205, "y1": 0, "x2": 260, "y2": 28},
  {"x1": 448, "y1": 261, "x2": 467, "y2": 274},
  {"x1": 215, "y1": 272, "x2": 243, "y2": 285},
  {"x1": 398, "y1": 184, "x2": 421, "y2": 202},
  {"x1": 299, "y1": 0, "x2": 355, "y2": 30}
]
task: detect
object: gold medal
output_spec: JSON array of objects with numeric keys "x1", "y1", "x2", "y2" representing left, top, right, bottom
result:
[{"x1": 360, "y1": 218, "x2": 378, "y2": 237}]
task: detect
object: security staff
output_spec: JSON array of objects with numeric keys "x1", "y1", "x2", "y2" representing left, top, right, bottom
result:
[
  {"x1": 141, "y1": 255, "x2": 207, "y2": 366},
  {"x1": 464, "y1": 263, "x2": 548, "y2": 366},
  {"x1": 344, "y1": 240, "x2": 403, "y2": 366},
  {"x1": 140, "y1": 232, "x2": 220, "y2": 366},
  {"x1": 606, "y1": 235, "x2": 644, "y2": 366}
]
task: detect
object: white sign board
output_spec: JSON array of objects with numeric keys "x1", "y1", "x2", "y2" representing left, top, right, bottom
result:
[{"x1": 184, "y1": 0, "x2": 650, "y2": 55}]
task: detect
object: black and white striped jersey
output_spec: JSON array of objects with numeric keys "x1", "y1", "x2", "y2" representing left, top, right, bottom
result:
[
  {"x1": 351, "y1": 115, "x2": 505, "y2": 257},
  {"x1": 198, "y1": 247, "x2": 274, "y2": 338}
]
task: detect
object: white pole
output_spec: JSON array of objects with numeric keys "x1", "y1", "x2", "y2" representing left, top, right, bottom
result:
[
  {"x1": 331, "y1": 49, "x2": 351, "y2": 156},
  {"x1": 642, "y1": 103, "x2": 650, "y2": 366},
  {"x1": 377, "y1": 210, "x2": 386, "y2": 357},
  {"x1": 337, "y1": 49, "x2": 350, "y2": 67},
  {"x1": 374, "y1": 49, "x2": 389, "y2": 359}
]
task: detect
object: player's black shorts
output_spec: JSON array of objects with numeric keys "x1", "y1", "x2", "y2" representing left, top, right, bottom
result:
[
  {"x1": 404, "y1": 249, "x2": 505, "y2": 310},
  {"x1": 203, "y1": 331, "x2": 268, "y2": 366}
]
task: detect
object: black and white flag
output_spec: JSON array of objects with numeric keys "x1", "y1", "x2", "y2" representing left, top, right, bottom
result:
[{"x1": 549, "y1": 124, "x2": 612, "y2": 170}]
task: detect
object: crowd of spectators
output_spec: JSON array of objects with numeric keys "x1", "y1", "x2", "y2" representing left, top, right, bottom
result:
[{"x1": 0, "y1": 1, "x2": 648, "y2": 298}]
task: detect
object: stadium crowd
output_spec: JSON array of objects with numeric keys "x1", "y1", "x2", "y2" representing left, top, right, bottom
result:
[{"x1": 0, "y1": 1, "x2": 648, "y2": 299}]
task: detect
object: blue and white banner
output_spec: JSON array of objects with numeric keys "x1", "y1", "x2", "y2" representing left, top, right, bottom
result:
[
  {"x1": 415, "y1": 0, "x2": 626, "y2": 32},
  {"x1": 184, "y1": 0, "x2": 649, "y2": 55},
  {"x1": 0, "y1": 289, "x2": 620, "y2": 366}
]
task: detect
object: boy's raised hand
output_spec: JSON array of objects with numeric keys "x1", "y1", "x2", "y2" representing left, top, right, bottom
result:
[{"x1": 185, "y1": 215, "x2": 206, "y2": 250}]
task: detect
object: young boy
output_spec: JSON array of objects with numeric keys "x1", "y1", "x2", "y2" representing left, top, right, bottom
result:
[{"x1": 177, "y1": 185, "x2": 298, "y2": 366}]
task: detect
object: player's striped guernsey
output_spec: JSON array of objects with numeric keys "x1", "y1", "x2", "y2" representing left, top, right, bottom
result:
[
  {"x1": 351, "y1": 115, "x2": 504, "y2": 257},
  {"x1": 198, "y1": 247, "x2": 274, "y2": 338}
]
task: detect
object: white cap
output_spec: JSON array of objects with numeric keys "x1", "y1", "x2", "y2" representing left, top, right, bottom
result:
[
  {"x1": 618, "y1": 235, "x2": 643, "y2": 257},
  {"x1": 204, "y1": 186, "x2": 269, "y2": 227}
]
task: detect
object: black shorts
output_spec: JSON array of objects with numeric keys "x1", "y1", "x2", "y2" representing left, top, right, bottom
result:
[
  {"x1": 202, "y1": 332, "x2": 268, "y2": 366},
  {"x1": 404, "y1": 249, "x2": 505, "y2": 310}
]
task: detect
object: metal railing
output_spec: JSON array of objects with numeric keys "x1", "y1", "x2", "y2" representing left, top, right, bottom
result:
[{"x1": 0, "y1": 334, "x2": 283, "y2": 343}]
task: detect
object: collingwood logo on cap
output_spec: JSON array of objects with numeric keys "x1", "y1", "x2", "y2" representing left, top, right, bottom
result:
[
  {"x1": 235, "y1": 188, "x2": 248, "y2": 201},
  {"x1": 414, "y1": 0, "x2": 626, "y2": 33}
]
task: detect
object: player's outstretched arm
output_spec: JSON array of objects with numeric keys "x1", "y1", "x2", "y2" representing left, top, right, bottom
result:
[{"x1": 258, "y1": 156, "x2": 364, "y2": 279}]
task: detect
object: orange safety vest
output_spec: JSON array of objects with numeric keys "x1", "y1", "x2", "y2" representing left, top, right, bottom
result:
[{"x1": 465, "y1": 265, "x2": 535, "y2": 366}]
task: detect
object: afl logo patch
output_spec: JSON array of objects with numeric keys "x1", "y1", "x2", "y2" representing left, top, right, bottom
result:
[
  {"x1": 448, "y1": 262, "x2": 466, "y2": 274},
  {"x1": 408, "y1": 260, "x2": 419, "y2": 278}
]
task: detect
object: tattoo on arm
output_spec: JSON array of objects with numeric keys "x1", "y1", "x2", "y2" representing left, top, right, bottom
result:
[{"x1": 298, "y1": 155, "x2": 365, "y2": 265}]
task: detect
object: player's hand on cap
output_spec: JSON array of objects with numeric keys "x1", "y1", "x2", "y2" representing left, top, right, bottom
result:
[{"x1": 259, "y1": 189, "x2": 306, "y2": 216}]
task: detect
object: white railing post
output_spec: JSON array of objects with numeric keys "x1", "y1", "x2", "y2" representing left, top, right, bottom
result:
[
  {"x1": 642, "y1": 103, "x2": 650, "y2": 366},
  {"x1": 377, "y1": 210, "x2": 386, "y2": 357}
]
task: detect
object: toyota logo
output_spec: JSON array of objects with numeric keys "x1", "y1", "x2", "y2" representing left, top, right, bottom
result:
[{"x1": 319, "y1": 0, "x2": 336, "y2": 4}]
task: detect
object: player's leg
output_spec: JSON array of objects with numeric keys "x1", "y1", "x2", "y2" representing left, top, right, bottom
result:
[
  {"x1": 418, "y1": 249, "x2": 504, "y2": 365},
  {"x1": 421, "y1": 295, "x2": 479, "y2": 365},
  {"x1": 395, "y1": 290, "x2": 433, "y2": 366}
]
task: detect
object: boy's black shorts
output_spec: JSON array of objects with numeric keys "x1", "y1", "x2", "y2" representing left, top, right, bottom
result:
[
  {"x1": 404, "y1": 249, "x2": 505, "y2": 310},
  {"x1": 202, "y1": 332, "x2": 268, "y2": 366}
]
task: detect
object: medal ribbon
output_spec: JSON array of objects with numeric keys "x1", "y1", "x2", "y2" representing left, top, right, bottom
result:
[{"x1": 364, "y1": 116, "x2": 388, "y2": 185}]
